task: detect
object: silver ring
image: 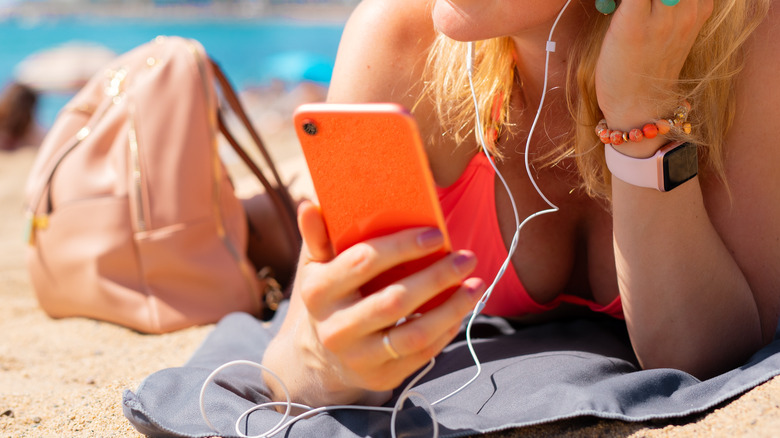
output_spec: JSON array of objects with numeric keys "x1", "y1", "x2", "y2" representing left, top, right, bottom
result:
[{"x1": 382, "y1": 329, "x2": 401, "y2": 360}]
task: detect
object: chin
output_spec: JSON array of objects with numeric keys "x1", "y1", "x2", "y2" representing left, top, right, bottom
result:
[{"x1": 431, "y1": 0, "x2": 482, "y2": 42}]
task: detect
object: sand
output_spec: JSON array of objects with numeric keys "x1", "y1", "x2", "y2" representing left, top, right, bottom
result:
[{"x1": 1, "y1": 129, "x2": 780, "y2": 438}]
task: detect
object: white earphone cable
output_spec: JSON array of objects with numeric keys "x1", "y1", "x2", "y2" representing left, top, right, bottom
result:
[{"x1": 431, "y1": 0, "x2": 571, "y2": 406}]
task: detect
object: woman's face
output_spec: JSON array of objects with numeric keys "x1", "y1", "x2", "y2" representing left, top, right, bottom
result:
[{"x1": 431, "y1": 0, "x2": 578, "y2": 41}]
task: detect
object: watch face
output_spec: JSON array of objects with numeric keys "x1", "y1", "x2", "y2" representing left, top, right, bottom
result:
[{"x1": 663, "y1": 142, "x2": 698, "y2": 191}]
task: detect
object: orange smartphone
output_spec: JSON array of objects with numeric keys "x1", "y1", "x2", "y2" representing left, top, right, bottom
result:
[{"x1": 293, "y1": 102, "x2": 454, "y2": 312}]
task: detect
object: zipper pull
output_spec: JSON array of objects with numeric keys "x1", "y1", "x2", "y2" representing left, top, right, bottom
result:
[{"x1": 25, "y1": 212, "x2": 49, "y2": 246}]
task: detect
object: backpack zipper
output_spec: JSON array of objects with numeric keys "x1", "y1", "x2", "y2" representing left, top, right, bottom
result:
[
  {"x1": 186, "y1": 39, "x2": 261, "y2": 309},
  {"x1": 127, "y1": 103, "x2": 147, "y2": 232},
  {"x1": 26, "y1": 64, "x2": 129, "y2": 245}
]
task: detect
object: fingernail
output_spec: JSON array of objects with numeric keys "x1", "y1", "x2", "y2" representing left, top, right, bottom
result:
[
  {"x1": 466, "y1": 279, "x2": 485, "y2": 296},
  {"x1": 453, "y1": 252, "x2": 476, "y2": 274},
  {"x1": 417, "y1": 228, "x2": 444, "y2": 249}
]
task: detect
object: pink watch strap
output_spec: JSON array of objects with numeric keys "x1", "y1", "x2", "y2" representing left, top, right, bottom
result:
[{"x1": 604, "y1": 141, "x2": 684, "y2": 192}]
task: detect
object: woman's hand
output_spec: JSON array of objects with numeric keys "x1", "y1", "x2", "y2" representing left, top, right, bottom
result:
[
  {"x1": 595, "y1": 0, "x2": 713, "y2": 156},
  {"x1": 262, "y1": 201, "x2": 485, "y2": 408}
]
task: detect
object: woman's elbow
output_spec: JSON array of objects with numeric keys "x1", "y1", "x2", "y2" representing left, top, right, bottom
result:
[{"x1": 633, "y1": 328, "x2": 764, "y2": 381}]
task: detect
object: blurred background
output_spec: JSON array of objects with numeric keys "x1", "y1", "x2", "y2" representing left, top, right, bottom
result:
[{"x1": 0, "y1": 0, "x2": 357, "y2": 150}]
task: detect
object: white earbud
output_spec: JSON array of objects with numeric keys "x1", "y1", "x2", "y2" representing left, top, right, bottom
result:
[{"x1": 467, "y1": 41, "x2": 475, "y2": 75}]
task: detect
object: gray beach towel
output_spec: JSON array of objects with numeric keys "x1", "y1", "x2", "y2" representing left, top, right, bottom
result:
[{"x1": 123, "y1": 302, "x2": 780, "y2": 437}]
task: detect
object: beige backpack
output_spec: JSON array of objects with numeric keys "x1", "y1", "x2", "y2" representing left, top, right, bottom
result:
[{"x1": 24, "y1": 36, "x2": 300, "y2": 333}]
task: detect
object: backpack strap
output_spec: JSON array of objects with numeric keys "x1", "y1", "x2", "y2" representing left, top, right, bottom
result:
[{"x1": 209, "y1": 59, "x2": 302, "y2": 260}]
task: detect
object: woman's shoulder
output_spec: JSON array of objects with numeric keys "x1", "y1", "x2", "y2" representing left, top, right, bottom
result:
[
  {"x1": 327, "y1": 0, "x2": 436, "y2": 105},
  {"x1": 345, "y1": 0, "x2": 434, "y2": 49},
  {"x1": 731, "y1": 2, "x2": 780, "y2": 143},
  {"x1": 327, "y1": 0, "x2": 473, "y2": 184},
  {"x1": 743, "y1": 0, "x2": 780, "y2": 59}
]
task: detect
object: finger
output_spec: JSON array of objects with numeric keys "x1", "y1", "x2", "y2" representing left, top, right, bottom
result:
[
  {"x1": 312, "y1": 250, "x2": 477, "y2": 352},
  {"x1": 378, "y1": 277, "x2": 485, "y2": 359},
  {"x1": 615, "y1": 0, "x2": 650, "y2": 16},
  {"x1": 298, "y1": 200, "x2": 334, "y2": 262},
  {"x1": 351, "y1": 250, "x2": 478, "y2": 334},
  {"x1": 335, "y1": 278, "x2": 484, "y2": 393},
  {"x1": 322, "y1": 227, "x2": 449, "y2": 300},
  {"x1": 357, "y1": 315, "x2": 470, "y2": 392},
  {"x1": 294, "y1": 201, "x2": 344, "y2": 319},
  {"x1": 646, "y1": 0, "x2": 704, "y2": 25},
  {"x1": 297, "y1": 226, "x2": 448, "y2": 321},
  {"x1": 616, "y1": 0, "x2": 687, "y2": 23}
]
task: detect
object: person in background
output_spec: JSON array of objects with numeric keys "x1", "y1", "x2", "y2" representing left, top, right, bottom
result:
[
  {"x1": 0, "y1": 82, "x2": 40, "y2": 151},
  {"x1": 261, "y1": 0, "x2": 780, "y2": 409}
]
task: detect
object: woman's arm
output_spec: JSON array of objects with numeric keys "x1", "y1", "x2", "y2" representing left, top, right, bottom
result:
[
  {"x1": 612, "y1": 177, "x2": 762, "y2": 379},
  {"x1": 261, "y1": 0, "x2": 484, "y2": 407},
  {"x1": 326, "y1": 0, "x2": 474, "y2": 185},
  {"x1": 327, "y1": 0, "x2": 434, "y2": 107},
  {"x1": 600, "y1": 0, "x2": 780, "y2": 378},
  {"x1": 263, "y1": 202, "x2": 482, "y2": 407}
]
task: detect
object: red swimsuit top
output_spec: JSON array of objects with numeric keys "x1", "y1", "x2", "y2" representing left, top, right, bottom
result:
[{"x1": 436, "y1": 152, "x2": 624, "y2": 319}]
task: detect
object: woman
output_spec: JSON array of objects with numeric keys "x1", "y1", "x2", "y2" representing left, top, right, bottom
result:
[{"x1": 263, "y1": 0, "x2": 780, "y2": 408}]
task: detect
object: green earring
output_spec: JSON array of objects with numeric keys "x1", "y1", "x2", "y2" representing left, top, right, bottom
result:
[
  {"x1": 661, "y1": 0, "x2": 680, "y2": 6},
  {"x1": 595, "y1": 0, "x2": 616, "y2": 15}
]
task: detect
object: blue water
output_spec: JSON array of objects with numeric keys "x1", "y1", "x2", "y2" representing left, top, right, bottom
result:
[{"x1": 0, "y1": 15, "x2": 346, "y2": 127}]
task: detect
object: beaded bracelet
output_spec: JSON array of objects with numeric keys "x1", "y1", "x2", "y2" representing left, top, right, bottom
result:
[{"x1": 596, "y1": 101, "x2": 692, "y2": 146}]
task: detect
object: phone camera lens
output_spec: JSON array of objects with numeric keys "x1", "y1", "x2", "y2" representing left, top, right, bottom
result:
[{"x1": 302, "y1": 121, "x2": 318, "y2": 136}]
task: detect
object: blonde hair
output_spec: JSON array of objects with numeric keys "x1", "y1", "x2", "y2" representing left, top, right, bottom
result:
[{"x1": 420, "y1": 0, "x2": 771, "y2": 199}]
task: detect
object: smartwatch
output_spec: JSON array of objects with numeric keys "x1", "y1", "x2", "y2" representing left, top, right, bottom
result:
[{"x1": 605, "y1": 141, "x2": 698, "y2": 192}]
